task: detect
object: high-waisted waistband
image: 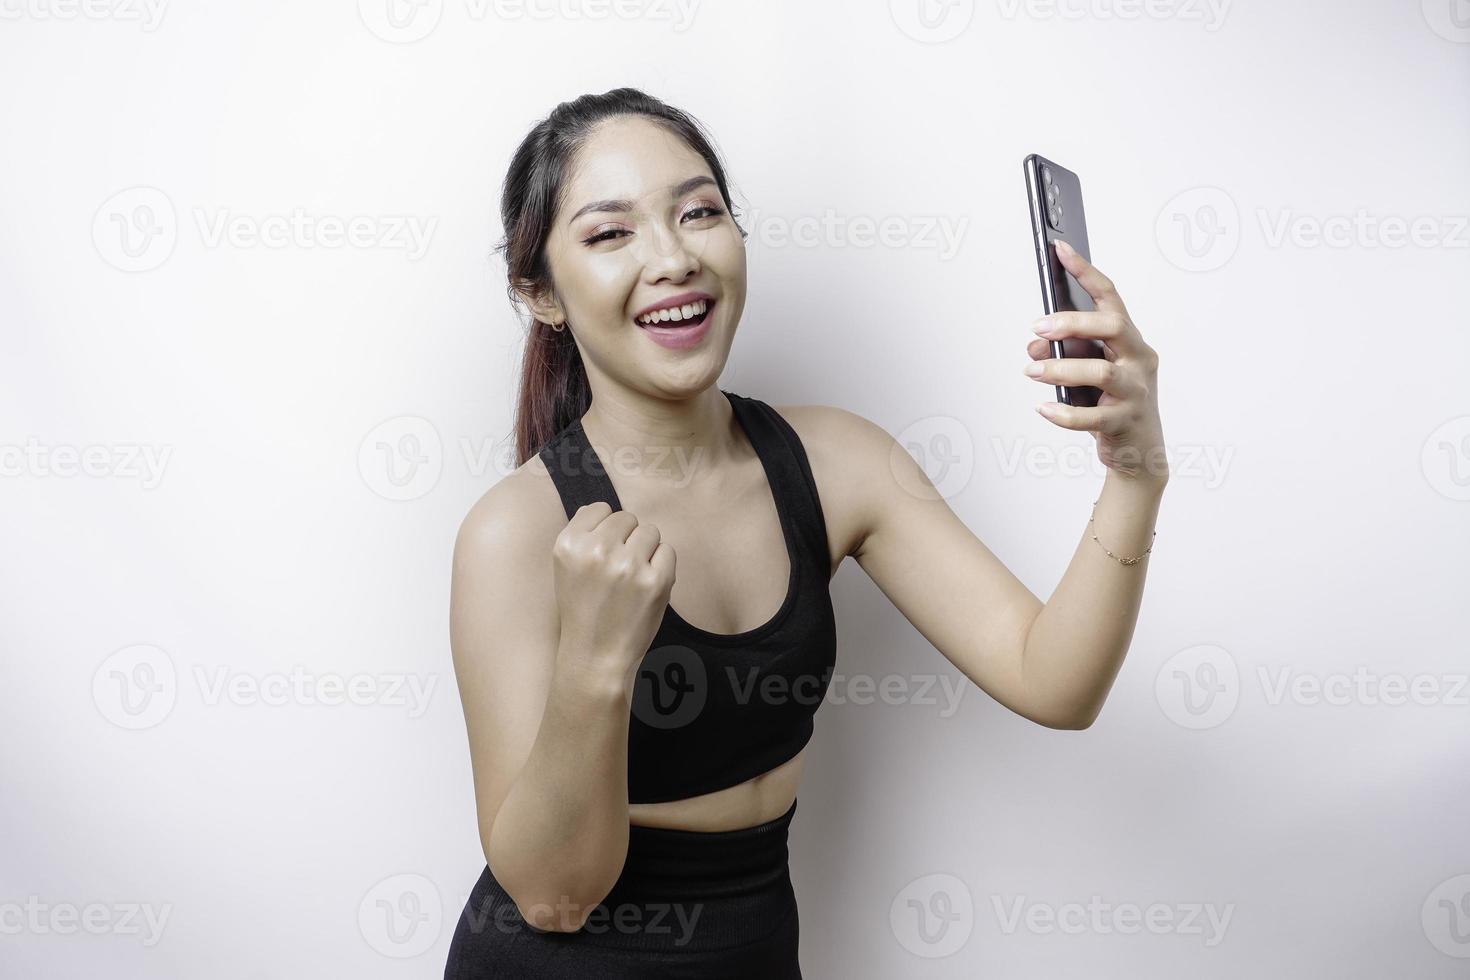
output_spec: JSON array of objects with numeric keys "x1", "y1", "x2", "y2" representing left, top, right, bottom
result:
[{"x1": 458, "y1": 798, "x2": 799, "y2": 954}]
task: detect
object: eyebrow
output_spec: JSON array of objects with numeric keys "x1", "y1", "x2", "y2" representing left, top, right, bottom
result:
[{"x1": 566, "y1": 175, "x2": 717, "y2": 226}]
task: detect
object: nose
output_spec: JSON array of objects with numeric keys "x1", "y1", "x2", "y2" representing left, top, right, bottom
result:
[{"x1": 638, "y1": 217, "x2": 701, "y2": 283}]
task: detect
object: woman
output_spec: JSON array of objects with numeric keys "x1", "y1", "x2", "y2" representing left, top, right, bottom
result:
[{"x1": 444, "y1": 87, "x2": 1167, "y2": 979}]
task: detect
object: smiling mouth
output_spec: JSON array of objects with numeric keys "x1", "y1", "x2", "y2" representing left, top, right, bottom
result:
[{"x1": 635, "y1": 299, "x2": 715, "y2": 329}]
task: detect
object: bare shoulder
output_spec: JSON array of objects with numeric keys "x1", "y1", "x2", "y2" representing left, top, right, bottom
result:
[
  {"x1": 450, "y1": 451, "x2": 571, "y2": 659},
  {"x1": 454, "y1": 451, "x2": 567, "y2": 566},
  {"x1": 766, "y1": 402, "x2": 897, "y2": 565}
]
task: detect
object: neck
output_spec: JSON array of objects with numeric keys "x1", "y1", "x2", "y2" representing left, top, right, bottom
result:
[{"x1": 579, "y1": 386, "x2": 740, "y2": 490}]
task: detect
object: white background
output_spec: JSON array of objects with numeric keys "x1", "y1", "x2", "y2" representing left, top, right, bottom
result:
[{"x1": 2, "y1": 0, "x2": 1468, "y2": 976}]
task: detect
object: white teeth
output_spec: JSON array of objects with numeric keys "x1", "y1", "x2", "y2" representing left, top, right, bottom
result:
[{"x1": 638, "y1": 299, "x2": 708, "y2": 325}]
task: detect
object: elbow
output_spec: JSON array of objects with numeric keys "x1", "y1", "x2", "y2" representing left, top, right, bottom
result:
[
  {"x1": 490, "y1": 862, "x2": 612, "y2": 934},
  {"x1": 1031, "y1": 699, "x2": 1102, "y2": 731},
  {"x1": 484, "y1": 833, "x2": 616, "y2": 934},
  {"x1": 1051, "y1": 710, "x2": 1098, "y2": 731}
]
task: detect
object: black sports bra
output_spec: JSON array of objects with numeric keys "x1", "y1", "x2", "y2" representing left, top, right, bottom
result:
[{"x1": 538, "y1": 388, "x2": 838, "y2": 804}]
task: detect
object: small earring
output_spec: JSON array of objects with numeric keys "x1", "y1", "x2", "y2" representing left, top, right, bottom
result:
[{"x1": 550, "y1": 319, "x2": 565, "y2": 333}]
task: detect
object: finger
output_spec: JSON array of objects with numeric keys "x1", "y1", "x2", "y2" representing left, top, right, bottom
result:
[
  {"x1": 1027, "y1": 336, "x2": 1117, "y2": 363},
  {"x1": 1054, "y1": 239, "x2": 1129, "y2": 315},
  {"x1": 1023, "y1": 356, "x2": 1138, "y2": 395},
  {"x1": 1033, "y1": 310, "x2": 1148, "y2": 362},
  {"x1": 1037, "y1": 401, "x2": 1127, "y2": 435}
]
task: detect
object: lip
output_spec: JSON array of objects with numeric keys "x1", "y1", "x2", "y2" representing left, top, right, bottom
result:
[
  {"x1": 632, "y1": 290, "x2": 716, "y2": 322},
  {"x1": 638, "y1": 300, "x2": 715, "y2": 350}
]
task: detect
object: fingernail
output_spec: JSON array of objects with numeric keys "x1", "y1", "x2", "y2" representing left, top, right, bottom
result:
[
  {"x1": 1024, "y1": 362, "x2": 1045, "y2": 377},
  {"x1": 1036, "y1": 402, "x2": 1056, "y2": 417},
  {"x1": 1055, "y1": 239, "x2": 1074, "y2": 256},
  {"x1": 1033, "y1": 319, "x2": 1053, "y2": 335}
]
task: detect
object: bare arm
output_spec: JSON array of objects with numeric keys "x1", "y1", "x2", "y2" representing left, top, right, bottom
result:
[
  {"x1": 449, "y1": 479, "x2": 634, "y2": 932},
  {"x1": 836, "y1": 243, "x2": 1167, "y2": 730}
]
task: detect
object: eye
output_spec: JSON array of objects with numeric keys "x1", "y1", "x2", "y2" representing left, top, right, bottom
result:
[
  {"x1": 683, "y1": 203, "x2": 724, "y2": 222},
  {"x1": 581, "y1": 226, "x2": 630, "y2": 246}
]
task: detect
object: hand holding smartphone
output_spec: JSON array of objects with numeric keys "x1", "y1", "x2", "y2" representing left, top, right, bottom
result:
[{"x1": 1023, "y1": 154, "x2": 1108, "y2": 408}]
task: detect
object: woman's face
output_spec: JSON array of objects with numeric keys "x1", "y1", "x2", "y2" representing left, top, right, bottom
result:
[{"x1": 531, "y1": 114, "x2": 748, "y2": 393}]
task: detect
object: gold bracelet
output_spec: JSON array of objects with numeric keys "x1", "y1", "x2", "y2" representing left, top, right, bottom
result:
[{"x1": 1088, "y1": 498, "x2": 1155, "y2": 566}]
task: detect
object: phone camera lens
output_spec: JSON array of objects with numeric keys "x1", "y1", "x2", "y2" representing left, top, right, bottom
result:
[
  {"x1": 1045, "y1": 183, "x2": 1059, "y2": 204},
  {"x1": 1041, "y1": 167, "x2": 1053, "y2": 186},
  {"x1": 1048, "y1": 205, "x2": 1061, "y2": 226}
]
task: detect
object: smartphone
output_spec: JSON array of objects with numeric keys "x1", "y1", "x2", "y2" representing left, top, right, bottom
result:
[{"x1": 1023, "y1": 153, "x2": 1107, "y2": 408}]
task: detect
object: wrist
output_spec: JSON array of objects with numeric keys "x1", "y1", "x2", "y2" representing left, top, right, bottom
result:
[{"x1": 554, "y1": 651, "x2": 637, "y2": 703}]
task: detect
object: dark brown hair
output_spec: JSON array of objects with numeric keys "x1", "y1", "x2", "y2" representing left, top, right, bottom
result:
[{"x1": 497, "y1": 87, "x2": 746, "y2": 467}]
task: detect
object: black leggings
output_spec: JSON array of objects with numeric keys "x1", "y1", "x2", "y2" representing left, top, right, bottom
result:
[{"x1": 444, "y1": 798, "x2": 802, "y2": 979}]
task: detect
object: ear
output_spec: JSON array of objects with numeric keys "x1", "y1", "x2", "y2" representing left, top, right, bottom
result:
[{"x1": 514, "y1": 281, "x2": 565, "y2": 327}]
